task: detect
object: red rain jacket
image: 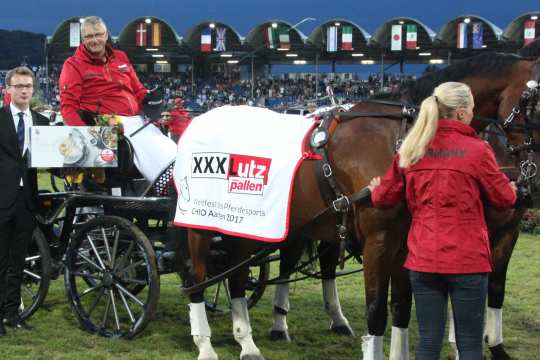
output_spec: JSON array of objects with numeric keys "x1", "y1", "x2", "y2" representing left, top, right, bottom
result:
[
  {"x1": 371, "y1": 119, "x2": 516, "y2": 274},
  {"x1": 59, "y1": 44, "x2": 147, "y2": 125}
]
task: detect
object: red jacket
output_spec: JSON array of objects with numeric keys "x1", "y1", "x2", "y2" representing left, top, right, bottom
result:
[
  {"x1": 371, "y1": 119, "x2": 516, "y2": 274},
  {"x1": 59, "y1": 44, "x2": 147, "y2": 125},
  {"x1": 168, "y1": 105, "x2": 191, "y2": 136}
]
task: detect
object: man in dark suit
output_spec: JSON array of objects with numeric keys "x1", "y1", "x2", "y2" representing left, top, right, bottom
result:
[{"x1": 0, "y1": 66, "x2": 48, "y2": 336}]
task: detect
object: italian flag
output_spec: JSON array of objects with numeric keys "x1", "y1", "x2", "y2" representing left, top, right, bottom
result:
[
  {"x1": 406, "y1": 24, "x2": 417, "y2": 49},
  {"x1": 278, "y1": 26, "x2": 290, "y2": 50},
  {"x1": 341, "y1": 26, "x2": 353, "y2": 50},
  {"x1": 524, "y1": 20, "x2": 536, "y2": 46},
  {"x1": 264, "y1": 26, "x2": 279, "y2": 49}
]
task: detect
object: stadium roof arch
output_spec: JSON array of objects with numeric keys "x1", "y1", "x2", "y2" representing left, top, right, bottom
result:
[
  {"x1": 502, "y1": 12, "x2": 540, "y2": 49},
  {"x1": 47, "y1": 16, "x2": 85, "y2": 62},
  {"x1": 183, "y1": 21, "x2": 244, "y2": 58},
  {"x1": 370, "y1": 17, "x2": 436, "y2": 63},
  {"x1": 244, "y1": 20, "x2": 313, "y2": 64},
  {"x1": 436, "y1": 15, "x2": 504, "y2": 55},
  {"x1": 117, "y1": 16, "x2": 184, "y2": 62},
  {"x1": 308, "y1": 19, "x2": 372, "y2": 63}
]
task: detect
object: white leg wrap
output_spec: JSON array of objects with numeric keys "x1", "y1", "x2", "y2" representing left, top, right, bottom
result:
[
  {"x1": 322, "y1": 279, "x2": 350, "y2": 328},
  {"x1": 189, "y1": 303, "x2": 217, "y2": 360},
  {"x1": 389, "y1": 326, "x2": 409, "y2": 360},
  {"x1": 361, "y1": 334, "x2": 384, "y2": 360},
  {"x1": 231, "y1": 298, "x2": 261, "y2": 357},
  {"x1": 448, "y1": 312, "x2": 459, "y2": 360},
  {"x1": 272, "y1": 283, "x2": 289, "y2": 332},
  {"x1": 484, "y1": 307, "x2": 503, "y2": 347},
  {"x1": 189, "y1": 302, "x2": 212, "y2": 337}
]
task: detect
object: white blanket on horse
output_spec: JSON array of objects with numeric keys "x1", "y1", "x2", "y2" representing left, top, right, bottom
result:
[{"x1": 173, "y1": 105, "x2": 315, "y2": 242}]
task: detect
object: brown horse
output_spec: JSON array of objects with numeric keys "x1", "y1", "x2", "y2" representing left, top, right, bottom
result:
[{"x1": 182, "y1": 49, "x2": 540, "y2": 359}]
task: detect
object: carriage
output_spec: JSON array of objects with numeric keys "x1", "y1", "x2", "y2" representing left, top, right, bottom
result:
[{"x1": 19, "y1": 135, "x2": 276, "y2": 339}]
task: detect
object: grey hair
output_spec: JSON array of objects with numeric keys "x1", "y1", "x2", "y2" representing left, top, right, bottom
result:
[{"x1": 81, "y1": 16, "x2": 108, "y2": 35}]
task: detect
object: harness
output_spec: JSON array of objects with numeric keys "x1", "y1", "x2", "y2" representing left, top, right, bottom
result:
[{"x1": 306, "y1": 62, "x2": 540, "y2": 252}]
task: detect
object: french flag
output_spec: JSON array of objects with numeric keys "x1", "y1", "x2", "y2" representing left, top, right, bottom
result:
[
  {"x1": 201, "y1": 28, "x2": 212, "y2": 52},
  {"x1": 457, "y1": 22, "x2": 467, "y2": 49}
]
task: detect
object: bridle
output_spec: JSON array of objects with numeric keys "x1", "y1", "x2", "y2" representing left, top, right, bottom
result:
[
  {"x1": 498, "y1": 60, "x2": 540, "y2": 189},
  {"x1": 306, "y1": 65, "x2": 540, "y2": 246}
]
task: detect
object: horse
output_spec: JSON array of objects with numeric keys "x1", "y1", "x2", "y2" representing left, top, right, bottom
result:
[
  {"x1": 181, "y1": 48, "x2": 540, "y2": 359},
  {"x1": 266, "y1": 50, "x2": 540, "y2": 360}
]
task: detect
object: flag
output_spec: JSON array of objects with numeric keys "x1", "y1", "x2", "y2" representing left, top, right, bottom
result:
[
  {"x1": 524, "y1": 20, "x2": 536, "y2": 46},
  {"x1": 215, "y1": 27, "x2": 226, "y2": 51},
  {"x1": 457, "y1": 22, "x2": 467, "y2": 48},
  {"x1": 151, "y1": 23, "x2": 161, "y2": 47},
  {"x1": 327, "y1": 26, "x2": 337, "y2": 52},
  {"x1": 472, "y1": 22, "x2": 483, "y2": 49},
  {"x1": 69, "y1": 22, "x2": 80, "y2": 47},
  {"x1": 341, "y1": 26, "x2": 353, "y2": 50},
  {"x1": 201, "y1": 28, "x2": 212, "y2": 52},
  {"x1": 406, "y1": 24, "x2": 417, "y2": 49},
  {"x1": 391, "y1": 24, "x2": 402, "y2": 51},
  {"x1": 264, "y1": 26, "x2": 279, "y2": 49},
  {"x1": 136, "y1": 22, "x2": 147, "y2": 47},
  {"x1": 278, "y1": 26, "x2": 290, "y2": 50}
]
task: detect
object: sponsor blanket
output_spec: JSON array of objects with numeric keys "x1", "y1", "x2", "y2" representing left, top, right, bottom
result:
[{"x1": 173, "y1": 105, "x2": 315, "y2": 242}]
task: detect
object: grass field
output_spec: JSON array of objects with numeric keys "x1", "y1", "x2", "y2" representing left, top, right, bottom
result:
[{"x1": 2, "y1": 225, "x2": 539, "y2": 359}]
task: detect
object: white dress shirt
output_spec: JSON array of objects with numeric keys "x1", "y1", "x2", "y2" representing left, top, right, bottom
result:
[
  {"x1": 9, "y1": 103, "x2": 32, "y2": 156},
  {"x1": 9, "y1": 103, "x2": 32, "y2": 186}
]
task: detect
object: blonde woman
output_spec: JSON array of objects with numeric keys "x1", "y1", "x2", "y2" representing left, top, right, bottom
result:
[{"x1": 368, "y1": 82, "x2": 517, "y2": 359}]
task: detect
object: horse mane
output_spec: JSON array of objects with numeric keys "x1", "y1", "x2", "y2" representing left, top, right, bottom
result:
[{"x1": 402, "y1": 52, "x2": 529, "y2": 104}]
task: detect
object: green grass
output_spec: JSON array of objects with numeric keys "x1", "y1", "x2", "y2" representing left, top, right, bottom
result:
[{"x1": 3, "y1": 233, "x2": 539, "y2": 359}]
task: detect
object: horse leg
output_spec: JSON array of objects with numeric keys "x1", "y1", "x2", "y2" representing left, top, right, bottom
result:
[
  {"x1": 318, "y1": 241, "x2": 354, "y2": 336},
  {"x1": 227, "y1": 238, "x2": 264, "y2": 360},
  {"x1": 270, "y1": 236, "x2": 306, "y2": 341},
  {"x1": 389, "y1": 245, "x2": 411, "y2": 360},
  {"x1": 187, "y1": 229, "x2": 218, "y2": 360},
  {"x1": 485, "y1": 227, "x2": 519, "y2": 360},
  {"x1": 361, "y1": 232, "x2": 392, "y2": 360}
]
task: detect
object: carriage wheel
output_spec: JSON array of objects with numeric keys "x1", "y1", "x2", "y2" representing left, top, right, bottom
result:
[
  {"x1": 19, "y1": 227, "x2": 52, "y2": 320},
  {"x1": 205, "y1": 260, "x2": 270, "y2": 312},
  {"x1": 64, "y1": 216, "x2": 160, "y2": 339}
]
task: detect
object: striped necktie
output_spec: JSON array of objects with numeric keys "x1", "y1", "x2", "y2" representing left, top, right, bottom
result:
[{"x1": 17, "y1": 112, "x2": 25, "y2": 154}]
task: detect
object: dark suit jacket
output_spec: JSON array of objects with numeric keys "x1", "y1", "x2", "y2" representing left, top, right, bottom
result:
[{"x1": 0, "y1": 106, "x2": 49, "y2": 213}]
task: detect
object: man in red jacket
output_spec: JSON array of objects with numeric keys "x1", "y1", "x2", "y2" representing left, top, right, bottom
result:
[{"x1": 59, "y1": 16, "x2": 176, "y2": 183}]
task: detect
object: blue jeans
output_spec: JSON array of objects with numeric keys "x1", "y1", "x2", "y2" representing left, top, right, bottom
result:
[{"x1": 409, "y1": 271, "x2": 488, "y2": 360}]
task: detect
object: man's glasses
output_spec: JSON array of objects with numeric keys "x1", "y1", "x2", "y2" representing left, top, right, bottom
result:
[
  {"x1": 82, "y1": 32, "x2": 106, "y2": 41},
  {"x1": 9, "y1": 84, "x2": 33, "y2": 90}
]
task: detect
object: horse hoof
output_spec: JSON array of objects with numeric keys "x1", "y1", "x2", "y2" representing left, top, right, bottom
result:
[
  {"x1": 331, "y1": 324, "x2": 355, "y2": 336},
  {"x1": 489, "y1": 344, "x2": 512, "y2": 360},
  {"x1": 270, "y1": 330, "x2": 291, "y2": 342},
  {"x1": 240, "y1": 355, "x2": 265, "y2": 360}
]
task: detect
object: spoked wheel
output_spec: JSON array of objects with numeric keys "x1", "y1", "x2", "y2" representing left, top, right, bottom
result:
[
  {"x1": 205, "y1": 260, "x2": 270, "y2": 312},
  {"x1": 19, "y1": 227, "x2": 52, "y2": 320},
  {"x1": 64, "y1": 216, "x2": 159, "y2": 339}
]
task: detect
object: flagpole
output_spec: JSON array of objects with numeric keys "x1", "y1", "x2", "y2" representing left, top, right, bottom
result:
[
  {"x1": 251, "y1": 55, "x2": 255, "y2": 99},
  {"x1": 315, "y1": 53, "x2": 319, "y2": 101}
]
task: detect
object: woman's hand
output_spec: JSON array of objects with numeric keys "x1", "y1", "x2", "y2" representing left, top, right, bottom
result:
[
  {"x1": 368, "y1": 177, "x2": 381, "y2": 191},
  {"x1": 509, "y1": 181, "x2": 517, "y2": 194}
]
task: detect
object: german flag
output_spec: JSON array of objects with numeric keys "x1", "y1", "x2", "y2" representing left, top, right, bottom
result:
[{"x1": 152, "y1": 23, "x2": 161, "y2": 47}]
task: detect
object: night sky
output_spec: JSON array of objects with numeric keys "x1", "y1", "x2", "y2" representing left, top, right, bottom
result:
[{"x1": 1, "y1": 0, "x2": 538, "y2": 38}]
